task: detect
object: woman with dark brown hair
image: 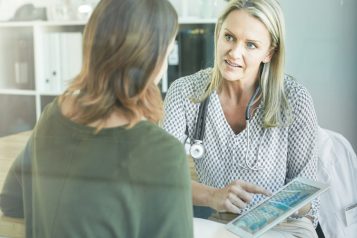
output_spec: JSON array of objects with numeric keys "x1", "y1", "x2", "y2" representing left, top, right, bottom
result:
[{"x1": 0, "y1": 0, "x2": 193, "y2": 237}]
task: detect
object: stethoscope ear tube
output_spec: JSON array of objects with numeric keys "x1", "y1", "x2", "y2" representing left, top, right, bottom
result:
[
  {"x1": 191, "y1": 95, "x2": 210, "y2": 159},
  {"x1": 245, "y1": 85, "x2": 261, "y2": 120},
  {"x1": 194, "y1": 97, "x2": 207, "y2": 141},
  {"x1": 199, "y1": 95, "x2": 210, "y2": 141}
]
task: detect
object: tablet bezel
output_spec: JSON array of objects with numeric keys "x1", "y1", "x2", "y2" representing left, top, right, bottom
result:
[{"x1": 224, "y1": 177, "x2": 330, "y2": 238}]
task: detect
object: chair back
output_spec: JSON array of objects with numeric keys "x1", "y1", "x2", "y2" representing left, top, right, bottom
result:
[{"x1": 317, "y1": 127, "x2": 357, "y2": 237}]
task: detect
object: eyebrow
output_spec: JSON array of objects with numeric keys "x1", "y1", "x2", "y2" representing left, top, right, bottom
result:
[{"x1": 224, "y1": 28, "x2": 263, "y2": 45}]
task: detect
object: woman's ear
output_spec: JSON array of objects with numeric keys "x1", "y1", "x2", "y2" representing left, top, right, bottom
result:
[{"x1": 263, "y1": 48, "x2": 276, "y2": 63}]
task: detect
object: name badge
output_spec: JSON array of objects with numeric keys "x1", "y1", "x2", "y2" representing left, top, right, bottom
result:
[{"x1": 345, "y1": 202, "x2": 357, "y2": 226}]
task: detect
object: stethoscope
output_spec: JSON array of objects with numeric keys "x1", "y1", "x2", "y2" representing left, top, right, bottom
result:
[{"x1": 189, "y1": 85, "x2": 267, "y2": 171}]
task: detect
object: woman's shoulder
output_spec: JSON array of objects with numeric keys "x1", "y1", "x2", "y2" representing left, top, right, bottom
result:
[
  {"x1": 283, "y1": 74, "x2": 315, "y2": 112},
  {"x1": 168, "y1": 68, "x2": 212, "y2": 98},
  {"x1": 134, "y1": 122, "x2": 188, "y2": 170},
  {"x1": 284, "y1": 74, "x2": 312, "y2": 97},
  {"x1": 139, "y1": 122, "x2": 185, "y2": 152}
]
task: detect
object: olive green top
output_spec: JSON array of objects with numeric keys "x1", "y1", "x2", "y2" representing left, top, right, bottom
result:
[{"x1": 0, "y1": 97, "x2": 193, "y2": 238}]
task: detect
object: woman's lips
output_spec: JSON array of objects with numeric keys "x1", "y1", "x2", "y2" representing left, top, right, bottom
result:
[{"x1": 225, "y1": 60, "x2": 242, "y2": 69}]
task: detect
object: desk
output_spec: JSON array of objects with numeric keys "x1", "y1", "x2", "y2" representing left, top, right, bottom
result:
[{"x1": 0, "y1": 130, "x2": 202, "y2": 238}]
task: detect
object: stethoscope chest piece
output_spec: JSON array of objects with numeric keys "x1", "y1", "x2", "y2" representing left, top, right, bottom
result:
[{"x1": 190, "y1": 140, "x2": 205, "y2": 159}]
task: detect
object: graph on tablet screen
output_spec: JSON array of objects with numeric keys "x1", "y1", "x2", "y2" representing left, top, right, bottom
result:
[{"x1": 232, "y1": 181, "x2": 320, "y2": 235}]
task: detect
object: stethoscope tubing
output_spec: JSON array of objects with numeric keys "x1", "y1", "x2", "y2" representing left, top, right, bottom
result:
[
  {"x1": 190, "y1": 84, "x2": 266, "y2": 172},
  {"x1": 237, "y1": 120, "x2": 266, "y2": 171}
]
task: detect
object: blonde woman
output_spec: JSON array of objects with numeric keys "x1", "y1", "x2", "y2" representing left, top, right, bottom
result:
[
  {"x1": 0, "y1": 0, "x2": 193, "y2": 237},
  {"x1": 162, "y1": 0, "x2": 319, "y2": 237}
]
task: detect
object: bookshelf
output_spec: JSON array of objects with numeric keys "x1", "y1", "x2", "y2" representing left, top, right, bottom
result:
[{"x1": 0, "y1": 18, "x2": 216, "y2": 137}]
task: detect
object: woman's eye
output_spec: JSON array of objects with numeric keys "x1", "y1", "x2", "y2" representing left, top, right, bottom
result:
[
  {"x1": 247, "y1": 43, "x2": 257, "y2": 49},
  {"x1": 225, "y1": 34, "x2": 233, "y2": 41}
]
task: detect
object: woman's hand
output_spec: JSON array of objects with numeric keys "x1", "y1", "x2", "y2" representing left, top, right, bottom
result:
[
  {"x1": 278, "y1": 203, "x2": 312, "y2": 226},
  {"x1": 208, "y1": 179, "x2": 272, "y2": 214},
  {"x1": 295, "y1": 202, "x2": 311, "y2": 217}
]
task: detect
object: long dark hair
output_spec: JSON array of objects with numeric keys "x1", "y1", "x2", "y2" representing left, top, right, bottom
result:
[{"x1": 60, "y1": 0, "x2": 178, "y2": 131}]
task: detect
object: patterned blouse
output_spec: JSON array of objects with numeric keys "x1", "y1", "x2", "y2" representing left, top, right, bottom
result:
[{"x1": 161, "y1": 69, "x2": 320, "y2": 227}]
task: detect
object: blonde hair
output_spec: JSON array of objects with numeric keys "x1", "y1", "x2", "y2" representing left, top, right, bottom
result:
[
  {"x1": 59, "y1": 0, "x2": 178, "y2": 132},
  {"x1": 196, "y1": 0, "x2": 292, "y2": 128}
]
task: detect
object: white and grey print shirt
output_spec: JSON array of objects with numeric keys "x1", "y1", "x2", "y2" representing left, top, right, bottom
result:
[{"x1": 161, "y1": 69, "x2": 320, "y2": 227}]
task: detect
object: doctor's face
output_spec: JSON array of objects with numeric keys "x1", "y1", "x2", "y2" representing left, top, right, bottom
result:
[{"x1": 217, "y1": 10, "x2": 273, "y2": 83}]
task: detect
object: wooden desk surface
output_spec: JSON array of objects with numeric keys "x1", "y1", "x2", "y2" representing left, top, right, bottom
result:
[{"x1": 0, "y1": 130, "x2": 200, "y2": 238}]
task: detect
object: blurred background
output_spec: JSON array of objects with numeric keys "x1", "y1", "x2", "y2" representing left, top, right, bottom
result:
[{"x1": 0, "y1": 0, "x2": 356, "y2": 152}]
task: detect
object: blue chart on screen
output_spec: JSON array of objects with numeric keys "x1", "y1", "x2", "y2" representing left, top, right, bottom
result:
[
  {"x1": 269, "y1": 192, "x2": 310, "y2": 211},
  {"x1": 249, "y1": 218, "x2": 267, "y2": 230},
  {"x1": 232, "y1": 181, "x2": 320, "y2": 235}
]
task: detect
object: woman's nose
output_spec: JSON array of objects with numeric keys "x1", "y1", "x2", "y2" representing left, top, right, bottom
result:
[{"x1": 229, "y1": 43, "x2": 244, "y2": 59}]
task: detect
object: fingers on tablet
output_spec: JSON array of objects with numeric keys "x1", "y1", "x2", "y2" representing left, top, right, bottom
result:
[{"x1": 240, "y1": 180, "x2": 273, "y2": 197}]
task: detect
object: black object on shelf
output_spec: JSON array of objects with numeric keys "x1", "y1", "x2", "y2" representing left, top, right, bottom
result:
[
  {"x1": 14, "y1": 29, "x2": 36, "y2": 90},
  {"x1": 161, "y1": 24, "x2": 215, "y2": 100},
  {"x1": 179, "y1": 28, "x2": 215, "y2": 78},
  {"x1": 9, "y1": 4, "x2": 47, "y2": 22},
  {"x1": 0, "y1": 27, "x2": 35, "y2": 90}
]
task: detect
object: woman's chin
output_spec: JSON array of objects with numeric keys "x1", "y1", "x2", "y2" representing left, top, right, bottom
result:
[{"x1": 221, "y1": 71, "x2": 243, "y2": 82}]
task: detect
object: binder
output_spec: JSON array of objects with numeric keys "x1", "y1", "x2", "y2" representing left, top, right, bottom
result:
[
  {"x1": 60, "y1": 32, "x2": 82, "y2": 91},
  {"x1": 43, "y1": 32, "x2": 82, "y2": 92},
  {"x1": 43, "y1": 33, "x2": 61, "y2": 92}
]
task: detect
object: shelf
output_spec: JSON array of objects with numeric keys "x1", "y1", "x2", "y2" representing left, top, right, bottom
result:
[
  {"x1": 0, "y1": 18, "x2": 217, "y2": 28},
  {"x1": 0, "y1": 89, "x2": 36, "y2": 95},
  {"x1": 0, "y1": 22, "x2": 36, "y2": 27},
  {"x1": 0, "y1": 21, "x2": 87, "y2": 27},
  {"x1": 39, "y1": 91, "x2": 63, "y2": 96},
  {"x1": 179, "y1": 17, "x2": 217, "y2": 24}
]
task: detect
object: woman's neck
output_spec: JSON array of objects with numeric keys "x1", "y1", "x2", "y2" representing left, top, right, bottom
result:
[
  {"x1": 217, "y1": 75, "x2": 260, "y2": 105},
  {"x1": 61, "y1": 95, "x2": 145, "y2": 128}
]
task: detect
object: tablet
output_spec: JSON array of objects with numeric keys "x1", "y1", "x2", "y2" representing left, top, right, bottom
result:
[{"x1": 224, "y1": 177, "x2": 330, "y2": 238}]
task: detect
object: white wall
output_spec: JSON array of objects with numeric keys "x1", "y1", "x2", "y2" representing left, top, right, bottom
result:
[{"x1": 278, "y1": 0, "x2": 357, "y2": 152}]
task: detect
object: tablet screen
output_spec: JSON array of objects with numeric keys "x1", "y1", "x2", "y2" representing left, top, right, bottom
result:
[{"x1": 232, "y1": 181, "x2": 320, "y2": 235}]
